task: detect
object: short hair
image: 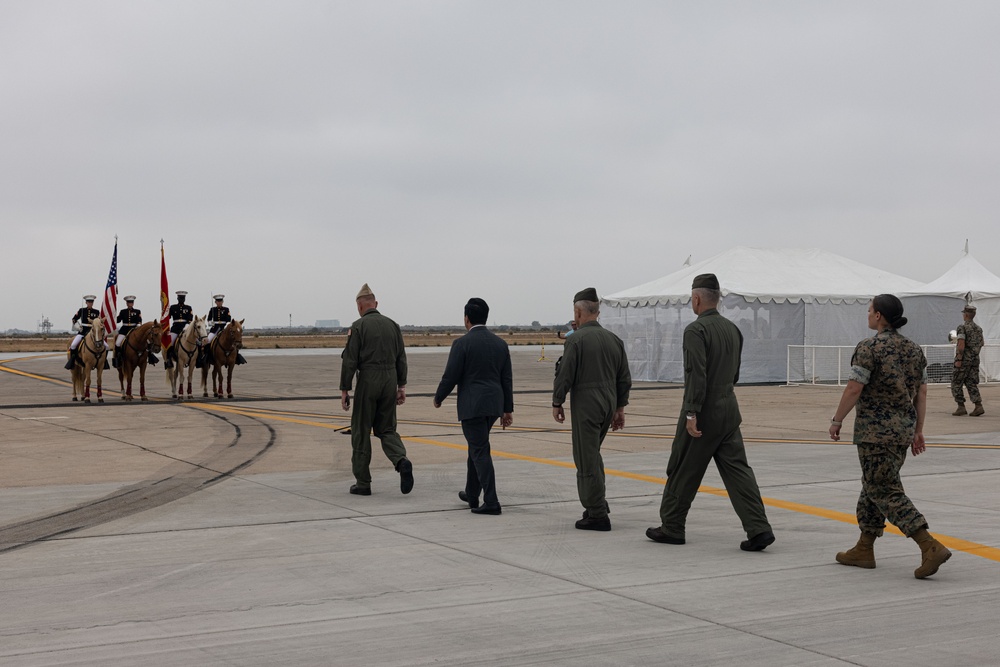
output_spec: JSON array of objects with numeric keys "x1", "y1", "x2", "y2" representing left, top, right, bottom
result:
[
  {"x1": 693, "y1": 287, "x2": 721, "y2": 305},
  {"x1": 465, "y1": 298, "x2": 489, "y2": 325},
  {"x1": 574, "y1": 300, "x2": 599, "y2": 315}
]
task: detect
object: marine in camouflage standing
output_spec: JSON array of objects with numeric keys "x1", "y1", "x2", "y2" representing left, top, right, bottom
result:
[
  {"x1": 339, "y1": 283, "x2": 414, "y2": 496},
  {"x1": 645, "y1": 274, "x2": 774, "y2": 551},
  {"x1": 951, "y1": 304, "x2": 985, "y2": 417},
  {"x1": 552, "y1": 287, "x2": 631, "y2": 532},
  {"x1": 830, "y1": 294, "x2": 951, "y2": 579}
]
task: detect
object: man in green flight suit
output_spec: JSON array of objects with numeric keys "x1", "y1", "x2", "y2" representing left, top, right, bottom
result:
[
  {"x1": 552, "y1": 287, "x2": 631, "y2": 532},
  {"x1": 646, "y1": 273, "x2": 775, "y2": 551},
  {"x1": 340, "y1": 283, "x2": 414, "y2": 496}
]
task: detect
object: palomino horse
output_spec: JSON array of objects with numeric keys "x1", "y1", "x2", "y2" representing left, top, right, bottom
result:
[
  {"x1": 201, "y1": 318, "x2": 244, "y2": 399},
  {"x1": 118, "y1": 320, "x2": 162, "y2": 401},
  {"x1": 166, "y1": 315, "x2": 207, "y2": 400},
  {"x1": 68, "y1": 318, "x2": 109, "y2": 403}
]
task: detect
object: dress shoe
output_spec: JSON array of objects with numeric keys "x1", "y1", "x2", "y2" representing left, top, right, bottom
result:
[
  {"x1": 471, "y1": 505, "x2": 501, "y2": 515},
  {"x1": 349, "y1": 484, "x2": 371, "y2": 496},
  {"x1": 646, "y1": 526, "x2": 685, "y2": 544},
  {"x1": 459, "y1": 491, "x2": 480, "y2": 509},
  {"x1": 397, "y1": 458, "x2": 414, "y2": 494},
  {"x1": 741, "y1": 530, "x2": 775, "y2": 551},
  {"x1": 575, "y1": 515, "x2": 611, "y2": 531}
]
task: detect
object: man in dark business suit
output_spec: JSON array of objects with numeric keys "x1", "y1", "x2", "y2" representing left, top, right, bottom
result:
[{"x1": 433, "y1": 298, "x2": 514, "y2": 515}]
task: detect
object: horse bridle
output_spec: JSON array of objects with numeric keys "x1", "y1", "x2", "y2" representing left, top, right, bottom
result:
[
  {"x1": 211, "y1": 322, "x2": 241, "y2": 360},
  {"x1": 124, "y1": 324, "x2": 158, "y2": 358}
]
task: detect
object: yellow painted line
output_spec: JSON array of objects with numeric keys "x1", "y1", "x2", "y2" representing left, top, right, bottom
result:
[
  {"x1": 0, "y1": 363, "x2": 73, "y2": 387},
  {"x1": 202, "y1": 402, "x2": 1000, "y2": 564}
]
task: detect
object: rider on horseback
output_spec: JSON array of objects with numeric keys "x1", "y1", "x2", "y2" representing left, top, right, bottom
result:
[
  {"x1": 113, "y1": 296, "x2": 160, "y2": 368},
  {"x1": 200, "y1": 294, "x2": 247, "y2": 367},
  {"x1": 65, "y1": 295, "x2": 108, "y2": 370},
  {"x1": 164, "y1": 291, "x2": 194, "y2": 370}
]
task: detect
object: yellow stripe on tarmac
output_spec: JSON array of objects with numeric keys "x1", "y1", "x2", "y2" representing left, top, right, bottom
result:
[
  {"x1": 198, "y1": 403, "x2": 1000, "y2": 564},
  {"x1": 0, "y1": 363, "x2": 73, "y2": 387}
]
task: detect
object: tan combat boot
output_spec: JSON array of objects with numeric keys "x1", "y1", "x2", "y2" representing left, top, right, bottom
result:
[
  {"x1": 910, "y1": 528, "x2": 952, "y2": 579},
  {"x1": 836, "y1": 532, "x2": 877, "y2": 569},
  {"x1": 970, "y1": 403, "x2": 985, "y2": 417},
  {"x1": 952, "y1": 403, "x2": 967, "y2": 416}
]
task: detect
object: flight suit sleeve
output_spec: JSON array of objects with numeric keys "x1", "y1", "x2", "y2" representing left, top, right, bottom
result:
[
  {"x1": 340, "y1": 325, "x2": 361, "y2": 391},
  {"x1": 681, "y1": 325, "x2": 708, "y2": 413},
  {"x1": 615, "y1": 340, "x2": 631, "y2": 409},
  {"x1": 552, "y1": 338, "x2": 578, "y2": 406},
  {"x1": 395, "y1": 324, "x2": 408, "y2": 387}
]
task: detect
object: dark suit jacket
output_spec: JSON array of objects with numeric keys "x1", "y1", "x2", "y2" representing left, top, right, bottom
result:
[{"x1": 434, "y1": 326, "x2": 514, "y2": 421}]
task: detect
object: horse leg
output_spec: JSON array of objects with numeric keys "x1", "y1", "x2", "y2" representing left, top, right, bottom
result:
[
  {"x1": 83, "y1": 368, "x2": 91, "y2": 403},
  {"x1": 226, "y1": 363, "x2": 234, "y2": 398},
  {"x1": 201, "y1": 363, "x2": 209, "y2": 398},
  {"x1": 139, "y1": 362, "x2": 148, "y2": 401},
  {"x1": 96, "y1": 364, "x2": 104, "y2": 403}
]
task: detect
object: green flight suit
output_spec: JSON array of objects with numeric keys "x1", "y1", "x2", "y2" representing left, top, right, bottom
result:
[
  {"x1": 553, "y1": 320, "x2": 631, "y2": 520},
  {"x1": 657, "y1": 308, "x2": 771, "y2": 540},
  {"x1": 339, "y1": 308, "x2": 408, "y2": 488}
]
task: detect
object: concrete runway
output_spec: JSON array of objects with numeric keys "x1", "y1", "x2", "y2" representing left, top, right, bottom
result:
[{"x1": 1, "y1": 348, "x2": 999, "y2": 666}]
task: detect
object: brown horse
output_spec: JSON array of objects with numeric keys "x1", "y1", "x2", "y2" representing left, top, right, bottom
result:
[
  {"x1": 201, "y1": 319, "x2": 244, "y2": 398},
  {"x1": 117, "y1": 320, "x2": 163, "y2": 401},
  {"x1": 68, "y1": 318, "x2": 109, "y2": 403},
  {"x1": 166, "y1": 315, "x2": 207, "y2": 400}
]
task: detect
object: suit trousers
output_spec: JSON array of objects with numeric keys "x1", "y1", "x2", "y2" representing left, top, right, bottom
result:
[
  {"x1": 658, "y1": 423, "x2": 771, "y2": 539},
  {"x1": 462, "y1": 416, "x2": 500, "y2": 508},
  {"x1": 350, "y1": 372, "x2": 407, "y2": 488}
]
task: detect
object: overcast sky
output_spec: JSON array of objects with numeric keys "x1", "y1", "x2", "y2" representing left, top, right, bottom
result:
[{"x1": 3, "y1": 1, "x2": 999, "y2": 331}]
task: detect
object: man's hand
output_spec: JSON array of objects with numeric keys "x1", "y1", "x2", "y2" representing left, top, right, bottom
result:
[
  {"x1": 686, "y1": 414, "x2": 702, "y2": 438},
  {"x1": 911, "y1": 432, "x2": 926, "y2": 456},
  {"x1": 829, "y1": 423, "x2": 841, "y2": 441},
  {"x1": 954, "y1": 359, "x2": 962, "y2": 368},
  {"x1": 501, "y1": 412, "x2": 513, "y2": 429},
  {"x1": 552, "y1": 406, "x2": 565, "y2": 423},
  {"x1": 611, "y1": 407, "x2": 625, "y2": 431},
  {"x1": 341, "y1": 390, "x2": 351, "y2": 412},
  {"x1": 396, "y1": 387, "x2": 406, "y2": 406}
]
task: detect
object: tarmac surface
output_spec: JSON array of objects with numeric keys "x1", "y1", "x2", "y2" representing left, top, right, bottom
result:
[{"x1": 1, "y1": 346, "x2": 999, "y2": 666}]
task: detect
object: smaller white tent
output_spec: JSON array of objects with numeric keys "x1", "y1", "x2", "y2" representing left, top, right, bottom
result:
[
  {"x1": 899, "y1": 248, "x2": 1000, "y2": 380},
  {"x1": 601, "y1": 247, "x2": 922, "y2": 383}
]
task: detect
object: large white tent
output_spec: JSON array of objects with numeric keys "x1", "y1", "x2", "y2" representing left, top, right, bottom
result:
[
  {"x1": 899, "y1": 249, "x2": 1000, "y2": 380},
  {"x1": 601, "y1": 247, "x2": 922, "y2": 383}
]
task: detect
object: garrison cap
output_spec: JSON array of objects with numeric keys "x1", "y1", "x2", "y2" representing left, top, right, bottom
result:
[
  {"x1": 964, "y1": 304, "x2": 977, "y2": 313},
  {"x1": 83, "y1": 294, "x2": 97, "y2": 301},
  {"x1": 213, "y1": 294, "x2": 225, "y2": 301},
  {"x1": 356, "y1": 283, "x2": 375, "y2": 300},
  {"x1": 692, "y1": 273, "x2": 720, "y2": 290},
  {"x1": 573, "y1": 287, "x2": 599, "y2": 303},
  {"x1": 124, "y1": 295, "x2": 136, "y2": 302},
  {"x1": 175, "y1": 291, "x2": 188, "y2": 297}
]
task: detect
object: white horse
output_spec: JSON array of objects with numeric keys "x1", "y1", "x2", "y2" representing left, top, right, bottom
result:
[
  {"x1": 166, "y1": 315, "x2": 208, "y2": 400},
  {"x1": 69, "y1": 318, "x2": 109, "y2": 403}
]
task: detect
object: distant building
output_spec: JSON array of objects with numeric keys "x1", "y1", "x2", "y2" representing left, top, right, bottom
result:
[{"x1": 315, "y1": 319, "x2": 340, "y2": 328}]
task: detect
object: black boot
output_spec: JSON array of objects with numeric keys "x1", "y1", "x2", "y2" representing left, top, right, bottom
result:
[
  {"x1": 64, "y1": 348, "x2": 78, "y2": 370},
  {"x1": 236, "y1": 353, "x2": 247, "y2": 365},
  {"x1": 195, "y1": 348, "x2": 205, "y2": 369},
  {"x1": 148, "y1": 353, "x2": 159, "y2": 366},
  {"x1": 164, "y1": 345, "x2": 175, "y2": 370},
  {"x1": 112, "y1": 346, "x2": 121, "y2": 368}
]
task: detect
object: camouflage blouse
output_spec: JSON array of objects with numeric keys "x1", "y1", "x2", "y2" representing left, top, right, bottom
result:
[
  {"x1": 956, "y1": 321, "x2": 984, "y2": 364},
  {"x1": 848, "y1": 328, "x2": 927, "y2": 446}
]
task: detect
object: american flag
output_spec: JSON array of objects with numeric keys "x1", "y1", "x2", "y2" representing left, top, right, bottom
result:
[{"x1": 99, "y1": 240, "x2": 118, "y2": 335}]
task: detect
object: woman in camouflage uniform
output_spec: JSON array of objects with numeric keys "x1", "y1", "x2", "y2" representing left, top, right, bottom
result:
[{"x1": 829, "y1": 294, "x2": 951, "y2": 579}]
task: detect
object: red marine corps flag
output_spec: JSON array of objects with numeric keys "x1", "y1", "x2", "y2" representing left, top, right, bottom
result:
[
  {"x1": 99, "y1": 238, "x2": 118, "y2": 336},
  {"x1": 159, "y1": 240, "x2": 171, "y2": 349}
]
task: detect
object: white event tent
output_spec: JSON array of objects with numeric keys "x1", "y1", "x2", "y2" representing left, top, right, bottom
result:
[
  {"x1": 899, "y1": 249, "x2": 1000, "y2": 381},
  {"x1": 600, "y1": 247, "x2": 922, "y2": 383}
]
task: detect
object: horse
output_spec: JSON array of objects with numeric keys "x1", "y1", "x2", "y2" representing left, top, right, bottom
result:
[
  {"x1": 166, "y1": 315, "x2": 207, "y2": 400},
  {"x1": 117, "y1": 320, "x2": 162, "y2": 401},
  {"x1": 201, "y1": 318, "x2": 244, "y2": 399},
  {"x1": 68, "y1": 318, "x2": 109, "y2": 403}
]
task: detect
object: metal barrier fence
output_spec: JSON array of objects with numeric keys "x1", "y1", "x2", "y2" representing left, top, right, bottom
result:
[{"x1": 786, "y1": 344, "x2": 1000, "y2": 386}]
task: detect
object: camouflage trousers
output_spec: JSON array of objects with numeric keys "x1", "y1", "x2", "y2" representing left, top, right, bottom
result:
[
  {"x1": 951, "y1": 363, "x2": 982, "y2": 404},
  {"x1": 855, "y1": 441, "x2": 927, "y2": 537}
]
